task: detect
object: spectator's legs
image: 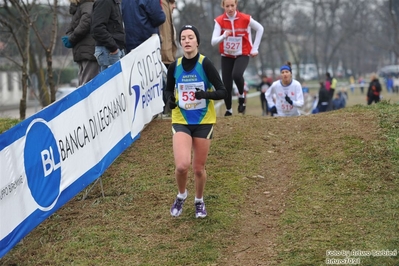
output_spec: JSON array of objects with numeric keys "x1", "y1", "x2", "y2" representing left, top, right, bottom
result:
[
  {"x1": 260, "y1": 94, "x2": 265, "y2": 112},
  {"x1": 260, "y1": 94, "x2": 268, "y2": 115},
  {"x1": 94, "y1": 46, "x2": 110, "y2": 72},
  {"x1": 78, "y1": 60, "x2": 100, "y2": 86}
]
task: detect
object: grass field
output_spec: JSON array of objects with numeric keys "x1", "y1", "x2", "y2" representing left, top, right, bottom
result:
[{"x1": 1, "y1": 86, "x2": 399, "y2": 265}]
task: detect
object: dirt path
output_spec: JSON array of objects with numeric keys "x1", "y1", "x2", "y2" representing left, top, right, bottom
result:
[
  {"x1": 217, "y1": 110, "x2": 378, "y2": 265},
  {"x1": 214, "y1": 116, "x2": 299, "y2": 266}
]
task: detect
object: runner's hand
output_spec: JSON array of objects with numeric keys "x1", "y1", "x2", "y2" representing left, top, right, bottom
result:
[
  {"x1": 285, "y1": 94, "x2": 293, "y2": 105},
  {"x1": 195, "y1": 88, "x2": 207, "y2": 100},
  {"x1": 168, "y1": 95, "x2": 177, "y2": 109},
  {"x1": 270, "y1": 106, "x2": 277, "y2": 116}
]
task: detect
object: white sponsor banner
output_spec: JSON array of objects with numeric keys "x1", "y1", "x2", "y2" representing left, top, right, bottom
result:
[
  {"x1": 0, "y1": 35, "x2": 164, "y2": 258},
  {"x1": 118, "y1": 40, "x2": 164, "y2": 138}
]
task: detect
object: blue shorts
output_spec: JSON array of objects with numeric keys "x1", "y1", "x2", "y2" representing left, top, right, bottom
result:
[{"x1": 172, "y1": 124, "x2": 214, "y2": 139}]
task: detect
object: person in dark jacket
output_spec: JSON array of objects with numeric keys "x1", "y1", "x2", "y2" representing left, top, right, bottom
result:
[
  {"x1": 258, "y1": 75, "x2": 271, "y2": 116},
  {"x1": 367, "y1": 74, "x2": 382, "y2": 105},
  {"x1": 121, "y1": 0, "x2": 166, "y2": 53},
  {"x1": 317, "y1": 81, "x2": 330, "y2": 112},
  {"x1": 332, "y1": 91, "x2": 347, "y2": 110},
  {"x1": 62, "y1": 0, "x2": 98, "y2": 86},
  {"x1": 91, "y1": 0, "x2": 125, "y2": 72}
]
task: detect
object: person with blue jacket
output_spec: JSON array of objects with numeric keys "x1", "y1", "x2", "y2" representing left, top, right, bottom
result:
[{"x1": 122, "y1": 0, "x2": 166, "y2": 53}]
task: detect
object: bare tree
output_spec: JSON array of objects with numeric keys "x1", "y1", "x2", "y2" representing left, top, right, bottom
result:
[
  {"x1": 282, "y1": 6, "x2": 313, "y2": 81},
  {"x1": 0, "y1": 0, "x2": 31, "y2": 119},
  {"x1": 242, "y1": 0, "x2": 284, "y2": 77},
  {"x1": 291, "y1": 0, "x2": 369, "y2": 79},
  {"x1": 387, "y1": 0, "x2": 399, "y2": 62},
  {"x1": 25, "y1": 0, "x2": 59, "y2": 104},
  {"x1": 0, "y1": 0, "x2": 61, "y2": 119}
]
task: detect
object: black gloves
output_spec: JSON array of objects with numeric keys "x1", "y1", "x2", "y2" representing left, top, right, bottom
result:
[
  {"x1": 285, "y1": 94, "x2": 293, "y2": 105},
  {"x1": 195, "y1": 88, "x2": 208, "y2": 100},
  {"x1": 270, "y1": 106, "x2": 277, "y2": 116},
  {"x1": 167, "y1": 95, "x2": 177, "y2": 110}
]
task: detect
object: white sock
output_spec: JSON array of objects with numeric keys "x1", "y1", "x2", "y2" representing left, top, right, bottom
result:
[
  {"x1": 227, "y1": 108, "x2": 232, "y2": 113},
  {"x1": 239, "y1": 94, "x2": 245, "y2": 98},
  {"x1": 195, "y1": 197, "x2": 203, "y2": 203},
  {"x1": 178, "y1": 190, "x2": 187, "y2": 200}
]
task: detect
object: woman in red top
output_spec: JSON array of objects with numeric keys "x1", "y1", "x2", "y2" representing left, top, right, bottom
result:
[{"x1": 212, "y1": 0, "x2": 264, "y2": 116}]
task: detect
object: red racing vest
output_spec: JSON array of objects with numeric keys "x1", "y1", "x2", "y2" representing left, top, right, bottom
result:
[{"x1": 215, "y1": 11, "x2": 252, "y2": 58}]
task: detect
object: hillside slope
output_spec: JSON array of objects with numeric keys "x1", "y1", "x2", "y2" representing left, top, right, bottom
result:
[{"x1": 2, "y1": 103, "x2": 399, "y2": 265}]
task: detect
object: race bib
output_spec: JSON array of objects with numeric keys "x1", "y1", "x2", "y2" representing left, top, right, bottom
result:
[
  {"x1": 281, "y1": 103, "x2": 294, "y2": 113},
  {"x1": 223, "y1": 36, "x2": 243, "y2": 56},
  {"x1": 177, "y1": 82, "x2": 206, "y2": 110}
]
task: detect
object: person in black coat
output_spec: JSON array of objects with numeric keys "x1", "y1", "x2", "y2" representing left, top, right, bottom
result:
[
  {"x1": 367, "y1": 74, "x2": 382, "y2": 105},
  {"x1": 91, "y1": 0, "x2": 126, "y2": 72},
  {"x1": 63, "y1": 0, "x2": 99, "y2": 86},
  {"x1": 317, "y1": 81, "x2": 330, "y2": 112},
  {"x1": 258, "y1": 75, "x2": 271, "y2": 116}
]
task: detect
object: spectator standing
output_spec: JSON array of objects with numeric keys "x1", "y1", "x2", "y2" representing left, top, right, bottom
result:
[
  {"x1": 302, "y1": 82, "x2": 310, "y2": 94},
  {"x1": 62, "y1": 0, "x2": 98, "y2": 86},
  {"x1": 159, "y1": 0, "x2": 177, "y2": 69},
  {"x1": 211, "y1": 0, "x2": 264, "y2": 116},
  {"x1": 258, "y1": 75, "x2": 271, "y2": 116},
  {"x1": 159, "y1": 0, "x2": 177, "y2": 115},
  {"x1": 367, "y1": 74, "x2": 382, "y2": 105},
  {"x1": 386, "y1": 75, "x2": 393, "y2": 93},
  {"x1": 358, "y1": 76, "x2": 365, "y2": 94},
  {"x1": 91, "y1": 0, "x2": 125, "y2": 72},
  {"x1": 122, "y1": 0, "x2": 166, "y2": 53},
  {"x1": 317, "y1": 81, "x2": 330, "y2": 113},
  {"x1": 265, "y1": 61, "x2": 304, "y2": 117},
  {"x1": 393, "y1": 75, "x2": 399, "y2": 93},
  {"x1": 325, "y1": 74, "x2": 331, "y2": 91},
  {"x1": 332, "y1": 89, "x2": 347, "y2": 110},
  {"x1": 325, "y1": 72, "x2": 337, "y2": 111},
  {"x1": 325, "y1": 72, "x2": 337, "y2": 101},
  {"x1": 164, "y1": 25, "x2": 227, "y2": 218},
  {"x1": 349, "y1": 75, "x2": 355, "y2": 94}
]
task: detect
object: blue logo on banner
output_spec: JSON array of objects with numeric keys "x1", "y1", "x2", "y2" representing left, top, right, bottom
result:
[
  {"x1": 128, "y1": 61, "x2": 141, "y2": 122},
  {"x1": 130, "y1": 85, "x2": 140, "y2": 122},
  {"x1": 24, "y1": 118, "x2": 61, "y2": 211}
]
